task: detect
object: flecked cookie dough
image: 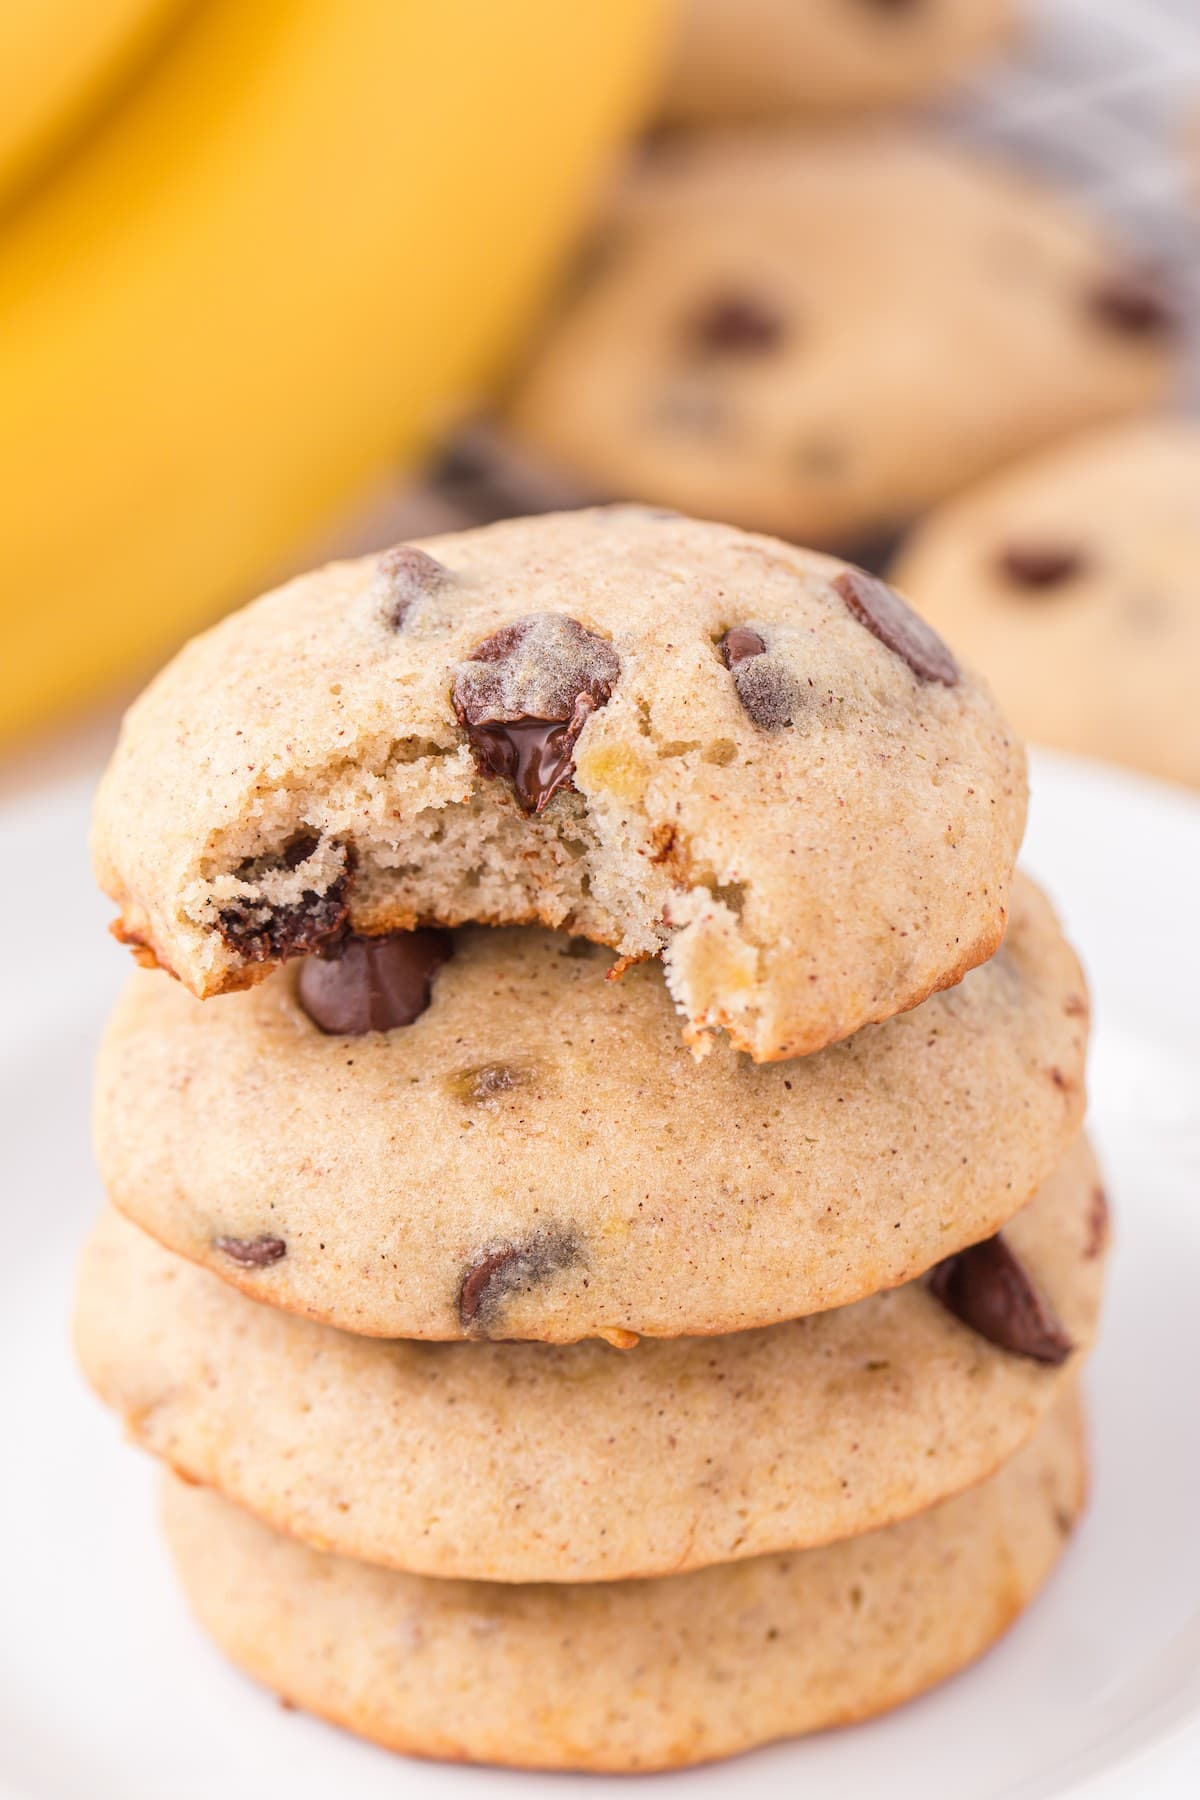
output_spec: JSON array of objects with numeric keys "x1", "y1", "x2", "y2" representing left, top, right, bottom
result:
[
  {"x1": 93, "y1": 875, "x2": 1088, "y2": 1343},
  {"x1": 77, "y1": 1136, "x2": 1105, "y2": 1582},
  {"x1": 91, "y1": 509, "x2": 1028, "y2": 1060},
  {"x1": 161, "y1": 1392, "x2": 1086, "y2": 1773},
  {"x1": 662, "y1": 0, "x2": 1015, "y2": 123},
  {"x1": 502, "y1": 133, "x2": 1174, "y2": 554},
  {"x1": 893, "y1": 419, "x2": 1200, "y2": 788}
]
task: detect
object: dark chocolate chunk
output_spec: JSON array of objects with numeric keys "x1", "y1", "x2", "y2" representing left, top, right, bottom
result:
[
  {"x1": 996, "y1": 544, "x2": 1087, "y2": 591},
  {"x1": 458, "y1": 1229, "x2": 581, "y2": 1332},
  {"x1": 217, "y1": 841, "x2": 353, "y2": 965},
  {"x1": 689, "y1": 293, "x2": 786, "y2": 355},
  {"x1": 1088, "y1": 269, "x2": 1175, "y2": 338},
  {"x1": 452, "y1": 614, "x2": 619, "y2": 813},
  {"x1": 833, "y1": 567, "x2": 959, "y2": 686},
  {"x1": 929, "y1": 1235, "x2": 1073, "y2": 1364},
  {"x1": 214, "y1": 1235, "x2": 287, "y2": 1267},
  {"x1": 297, "y1": 929, "x2": 452, "y2": 1035},
  {"x1": 373, "y1": 544, "x2": 453, "y2": 629}
]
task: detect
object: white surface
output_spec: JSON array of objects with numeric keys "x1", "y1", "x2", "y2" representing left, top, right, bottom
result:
[{"x1": 0, "y1": 751, "x2": 1198, "y2": 1799}]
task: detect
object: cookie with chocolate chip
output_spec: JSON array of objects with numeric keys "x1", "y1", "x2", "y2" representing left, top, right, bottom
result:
[
  {"x1": 93, "y1": 876, "x2": 1088, "y2": 1343},
  {"x1": 77, "y1": 1135, "x2": 1103, "y2": 1583},
  {"x1": 893, "y1": 419, "x2": 1200, "y2": 788},
  {"x1": 93, "y1": 508, "x2": 1025, "y2": 1061},
  {"x1": 662, "y1": 0, "x2": 1015, "y2": 123},
  {"x1": 160, "y1": 1392, "x2": 1086, "y2": 1772},
  {"x1": 501, "y1": 132, "x2": 1173, "y2": 556}
]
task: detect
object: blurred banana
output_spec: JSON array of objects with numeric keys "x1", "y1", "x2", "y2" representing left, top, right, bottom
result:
[
  {"x1": 0, "y1": 0, "x2": 671, "y2": 740},
  {"x1": 0, "y1": 0, "x2": 184, "y2": 203}
]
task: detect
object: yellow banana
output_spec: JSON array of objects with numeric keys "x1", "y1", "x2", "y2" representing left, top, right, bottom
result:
[
  {"x1": 0, "y1": 0, "x2": 671, "y2": 741},
  {"x1": 0, "y1": 0, "x2": 184, "y2": 204}
]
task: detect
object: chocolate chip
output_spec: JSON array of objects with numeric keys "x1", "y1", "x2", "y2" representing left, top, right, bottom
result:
[
  {"x1": 214, "y1": 1235, "x2": 287, "y2": 1267},
  {"x1": 689, "y1": 293, "x2": 786, "y2": 355},
  {"x1": 929, "y1": 1235, "x2": 1073, "y2": 1365},
  {"x1": 297, "y1": 929, "x2": 452, "y2": 1035},
  {"x1": 217, "y1": 842, "x2": 354, "y2": 965},
  {"x1": 719, "y1": 626, "x2": 800, "y2": 729},
  {"x1": 447, "y1": 1061, "x2": 537, "y2": 1103},
  {"x1": 452, "y1": 614, "x2": 619, "y2": 813},
  {"x1": 1088, "y1": 269, "x2": 1175, "y2": 337},
  {"x1": 719, "y1": 627, "x2": 767, "y2": 666},
  {"x1": 833, "y1": 567, "x2": 959, "y2": 686},
  {"x1": 1085, "y1": 1187, "x2": 1110, "y2": 1260},
  {"x1": 458, "y1": 1229, "x2": 581, "y2": 1332},
  {"x1": 372, "y1": 544, "x2": 453, "y2": 629},
  {"x1": 996, "y1": 544, "x2": 1087, "y2": 591}
]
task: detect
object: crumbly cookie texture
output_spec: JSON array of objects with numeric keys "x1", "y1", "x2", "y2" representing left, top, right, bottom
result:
[
  {"x1": 161, "y1": 1392, "x2": 1086, "y2": 1773},
  {"x1": 502, "y1": 134, "x2": 1173, "y2": 552},
  {"x1": 893, "y1": 419, "x2": 1200, "y2": 788},
  {"x1": 77, "y1": 1136, "x2": 1105, "y2": 1583},
  {"x1": 91, "y1": 509, "x2": 1027, "y2": 1060},
  {"x1": 662, "y1": 0, "x2": 1015, "y2": 122},
  {"x1": 93, "y1": 875, "x2": 1088, "y2": 1343}
]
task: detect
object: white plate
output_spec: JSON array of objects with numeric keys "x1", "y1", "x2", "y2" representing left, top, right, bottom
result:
[{"x1": 1, "y1": 751, "x2": 1198, "y2": 1800}]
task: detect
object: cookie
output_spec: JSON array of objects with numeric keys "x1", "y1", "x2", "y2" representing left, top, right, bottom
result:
[
  {"x1": 502, "y1": 133, "x2": 1174, "y2": 556},
  {"x1": 893, "y1": 419, "x2": 1200, "y2": 788},
  {"x1": 662, "y1": 0, "x2": 1015, "y2": 123},
  {"x1": 161, "y1": 1391, "x2": 1086, "y2": 1772},
  {"x1": 77, "y1": 1135, "x2": 1104, "y2": 1583},
  {"x1": 94, "y1": 875, "x2": 1088, "y2": 1344},
  {"x1": 91, "y1": 508, "x2": 1028, "y2": 1060}
]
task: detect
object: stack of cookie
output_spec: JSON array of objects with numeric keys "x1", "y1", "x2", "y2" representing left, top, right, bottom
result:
[{"x1": 77, "y1": 510, "x2": 1104, "y2": 1773}]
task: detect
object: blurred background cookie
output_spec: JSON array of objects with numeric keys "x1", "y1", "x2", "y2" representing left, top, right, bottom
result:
[
  {"x1": 893, "y1": 418, "x2": 1200, "y2": 787},
  {"x1": 499, "y1": 131, "x2": 1175, "y2": 560},
  {"x1": 662, "y1": 0, "x2": 1016, "y2": 124}
]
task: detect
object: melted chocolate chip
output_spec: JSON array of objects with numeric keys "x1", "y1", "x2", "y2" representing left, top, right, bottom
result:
[
  {"x1": 373, "y1": 544, "x2": 453, "y2": 629},
  {"x1": 452, "y1": 615, "x2": 619, "y2": 813},
  {"x1": 297, "y1": 929, "x2": 452, "y2": 1035},
  {"x1": 833, "y1": 568, "x2": 959, "y2": 686},
  {"x1": 217, "y1": 843, "x2": 354, "y2": 965},
  {"x1": 458, "y1": 1229, "x2": 581, "y2": 1332},
  {"x1": 1088, "y1": 269, "x2": 1175, "y2": 337},
  {"x1": 689, "y1": 294, "x2": 785, "y2": 355},
  {"x1": 997, "y1": 544, "x2": 1087, "y2": 591},
  {"x1": 214, "y1": 1235, "x2": 287, "y2": 1267},
  {"x1": 929, "y1": 1235, "x2": 1073, "y2": 1364}
]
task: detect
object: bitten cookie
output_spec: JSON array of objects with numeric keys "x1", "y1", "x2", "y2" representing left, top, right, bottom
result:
[
  {"x1": 161, "y1": 1392, "x2": 1086, "y2": 1773},
  {"x1": 77, "y1": 1136, "x2": 1105, "y2": 1583},
  {"x1": 91, "y1": 509, "x2": 1027, "y2": 1060},
  {"x1": 502, "y1": 134, "x2": 1174, "y2": 555},
  {"x1": 93, "y1": 876, "x2": 1088, "y2": 1343},
  {"x1": 662, "y1": 0, "x2": 1015, "y2": 123},
  {"x1": 893, "y1": 419, "x2": 1200, "y2": 788}
]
